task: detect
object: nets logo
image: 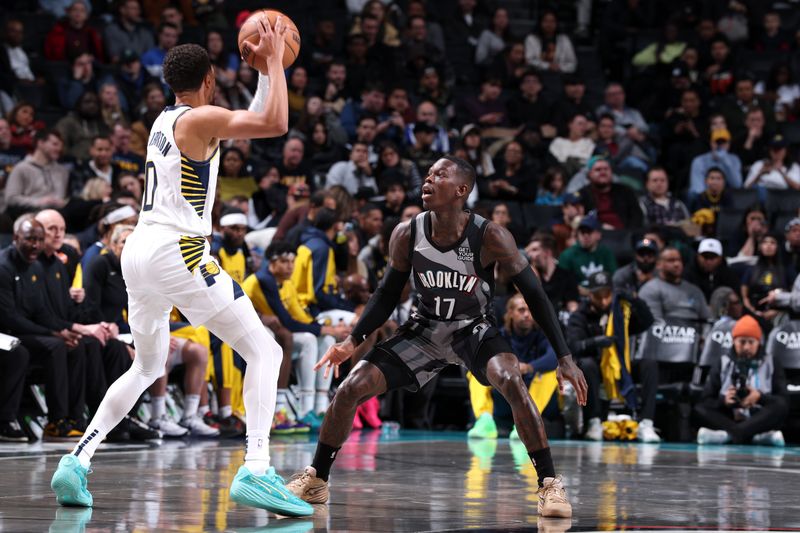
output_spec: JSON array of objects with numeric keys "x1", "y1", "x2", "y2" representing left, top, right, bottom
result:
[
  {"x1": 652, "y1": 324, "x2": 697, "y2": 344},
  {"x1": 709, "y1": 330, "x2": 733, "y2": 349},
  {"x1": 776, "y1": 331, "x2": 800, "y2": 350},
  {"x1": 416, "y1": 270, "x2": 478, "y2": 293}
]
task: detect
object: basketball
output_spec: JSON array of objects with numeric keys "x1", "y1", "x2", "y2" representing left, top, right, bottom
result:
[{"x1": 238, "y1": 10, "x2": 301, "y2": 71}]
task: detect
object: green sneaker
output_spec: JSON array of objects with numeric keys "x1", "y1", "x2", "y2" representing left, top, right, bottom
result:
[
  {"x1": 230, "y1": 466, "x2": 314, "y2": 517},
  {"x1": 509, "y1": 426, "x2": 520, "y2": 441},
  {"x1": 51, "y1": 455, "x2": 93, "y2": 507},
  {"x1": 467, "y1": 413, "x2": 498, "y2": 439}
]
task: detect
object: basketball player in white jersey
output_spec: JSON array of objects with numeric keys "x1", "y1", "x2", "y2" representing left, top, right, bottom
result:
[{"x1": 50, "y1": 17, "x2": 314, "y2": 517}]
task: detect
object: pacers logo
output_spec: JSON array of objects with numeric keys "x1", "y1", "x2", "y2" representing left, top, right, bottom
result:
[{"x1": 200, "y1": 262, "x2": 221, "y2": 286}]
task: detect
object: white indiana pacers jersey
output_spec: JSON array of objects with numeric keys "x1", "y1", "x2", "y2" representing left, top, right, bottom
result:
[{"x1": 139, "y1": 104, "x2": 219, "y2": 236}]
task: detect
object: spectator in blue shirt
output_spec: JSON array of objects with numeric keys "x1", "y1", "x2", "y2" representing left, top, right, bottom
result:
[{"x1": 689, "y1": 128, "x2": 742, "y2": 197}]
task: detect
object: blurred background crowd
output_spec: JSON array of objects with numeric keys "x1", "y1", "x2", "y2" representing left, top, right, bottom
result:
[{"x1": 1, "y1": 0, "x2": 800, "y2": 447}]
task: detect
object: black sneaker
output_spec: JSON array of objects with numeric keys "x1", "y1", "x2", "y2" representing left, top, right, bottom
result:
[
  {"x1": 125, "y1": 415, "x2": 162, "y2": 441},
  {"x1": 0, "y1": 420, "x2": 28, "y2": 442},
  {"x1": 43, "y1": 419, "x2": 82, "y2": 442},
  {"x1": 105, "y1": 421, "x2": 131, "y2": 443}
]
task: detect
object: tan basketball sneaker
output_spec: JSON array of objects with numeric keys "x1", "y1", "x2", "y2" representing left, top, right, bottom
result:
[
  {"x1": 538, "y1": 476, "x2": 572, "y2": 518},
  {"x1": 286, "y1": 466, "x2": 329, "y2": 504}
]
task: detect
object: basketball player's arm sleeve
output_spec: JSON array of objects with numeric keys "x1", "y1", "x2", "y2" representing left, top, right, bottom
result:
[
  {"x1": 511, "y1": 267, "x2": 571, "y2": 359},
  {"x1": 248, "y1": 73, "x2": 270, "y2": 113},
  {"x1": 350, "y1": 267, "x2": 410, "y2": 346}
]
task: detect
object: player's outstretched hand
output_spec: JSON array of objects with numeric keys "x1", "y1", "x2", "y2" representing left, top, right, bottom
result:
[
  {"x1": 557, "y1": 355, "x2": 588, "y2": 406},
  {"x1": 241, "y1": 14, "x2": 286, "y2": 74},
  {"x1": 315, "y1": 335, "x2": 356, "y2": 379}
]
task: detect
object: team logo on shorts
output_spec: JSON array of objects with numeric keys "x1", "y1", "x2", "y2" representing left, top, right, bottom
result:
[{"x1": 204, "y1": 261, "x2": 220, "y2": 275}]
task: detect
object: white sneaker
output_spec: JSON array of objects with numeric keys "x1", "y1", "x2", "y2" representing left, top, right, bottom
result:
[
  {"x1": 585, "y1": 417, "x2": 603, "y2": 441},
  {"x1": 180, "y1": 414, "x2": 220, "y2": 437},
  {"x1": 637, "y1": 419, "x2": 661, "y2": 443},
  {"x1": 752, "y1": 430, "x2": 785, "y2": 447},
  {"x1": 697, "y1": 427, "x2": 730, "y2": 445},
  {"x1": 149, "y1": 415, "x2": 189, "y2": 438}
]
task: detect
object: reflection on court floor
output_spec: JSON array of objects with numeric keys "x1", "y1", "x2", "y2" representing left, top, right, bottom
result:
[{"x1": 1, "y1": 431, "x2": 799, "y2": 531}]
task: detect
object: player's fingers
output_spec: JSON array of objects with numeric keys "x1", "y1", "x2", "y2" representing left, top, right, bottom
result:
[
  {"x1": 240, "y1": 41, "x2": 253, "y2": 61},
  {"x1": 314, "y1": 352, "x2": 330, "y2": 372},
  {"x1": 257, "y1": 17, "x2": 268, "y2": 38},
  {"x1": 334, "y1": 363, "x2": 340, "y2": 379},
  {"x1": 274, "y1": 16, "x2": 285, "y2": 35}
]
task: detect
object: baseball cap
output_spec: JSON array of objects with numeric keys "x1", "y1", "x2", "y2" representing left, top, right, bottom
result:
[
  {"x1": 578, "y1": 212, "x2": 600, "y2": 231},
  {"x1": 563, "y1": 192, "x2": 583, "y2": 206},
  {"x1": 585, "y1": 271, "x2": 612, "y2": 292},
  {"x1": 698, "y1": 238, "x2": 723, "y2": 256},
  {"x1": 769, "y1": 133, "x2": 787, "y2": 149},
  {"x1": 120, "y1": 49, "x2": 139, "y2": 64},
  {"x1": 635, "y1": 238, "x2": 658, "y2": 253},
  {"x1": 289, "y1": 183, "x2": 310, "y2": 198},
  {"x1": 460, "y1": 123, "x2": 481, "y2": 137},
  {"x1": 414, "y1": 121, "x2": 437, "y2": 134},
  {"x1": 785, "y1": 217, "x2": 800, "y2": 232},
  {"x1": 711, "y1": 128, "x2": 731, "y2": 143}
]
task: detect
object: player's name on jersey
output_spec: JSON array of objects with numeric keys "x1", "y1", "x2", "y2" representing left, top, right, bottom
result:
[
  {"x1": 149, "y1": 131, "x2": 172, "y2": 157},
  {"x1": 416, "y1": 270, "x2": 479, "y2": 293}
]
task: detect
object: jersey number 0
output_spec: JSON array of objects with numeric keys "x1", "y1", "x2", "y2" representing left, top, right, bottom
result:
[{"x1": 142, "y1": 161, "x2": 158, "y2": 211}]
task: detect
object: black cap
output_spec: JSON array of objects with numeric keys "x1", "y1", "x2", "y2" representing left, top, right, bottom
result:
[
  {"x1": 769, "y1": 134, "x2": 787, "y2": 149},
  {"x1": 120, "y1": 49, "x2": 139, "y2": 64},
  {"x1": 585, "y1": 271, "x2": 612, "y2": 291},
  {"x1": 563, "y1": 192, "x2": 583, "y2": 205},
  {"x1": 635, "y1": 238, "x2": 658, "y2": 253}
]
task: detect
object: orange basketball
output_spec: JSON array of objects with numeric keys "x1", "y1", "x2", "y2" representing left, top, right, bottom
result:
[{"x1": 238, "y1": 10, "x2": 301, "y2": 71}]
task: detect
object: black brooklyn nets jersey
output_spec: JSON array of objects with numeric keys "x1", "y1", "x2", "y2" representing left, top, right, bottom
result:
[{"x1": 410, "y1": 211, "x2": 494, "y2": 321}]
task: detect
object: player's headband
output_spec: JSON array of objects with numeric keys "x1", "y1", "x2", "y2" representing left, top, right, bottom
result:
[
  {"x1": 220, "y1": 213, "x2": 248, "y2": 227},
  {"x1": 102, "y1": 205, "x2": 137, "y2": 226}
]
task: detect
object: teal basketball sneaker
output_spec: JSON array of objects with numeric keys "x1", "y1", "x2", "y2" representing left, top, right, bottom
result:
[
  {"x1": 51, "y1": 455, "x2": 93, "y2": 507},
  {"x1": 230, "y1": 465, "x2": 314, "y2": 517}
]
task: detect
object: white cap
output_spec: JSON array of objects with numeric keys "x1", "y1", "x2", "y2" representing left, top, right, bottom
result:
[
  {"x1": 698, "y1": 238, "x2": 723, "y2": 256},
  {"x1": 220, "y1": 213, "x2": 248, "y2": 227}
]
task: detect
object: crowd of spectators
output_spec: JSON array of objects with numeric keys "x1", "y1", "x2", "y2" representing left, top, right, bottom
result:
[{"x1": 1, "y1": 0, "x2": 800, "y2": 446}]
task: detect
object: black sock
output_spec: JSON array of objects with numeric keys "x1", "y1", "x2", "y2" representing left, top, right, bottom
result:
[
  {"x1": 312, "y1": 441, "x2": 341, "y2": 481},
  {"x1": 529, "y1": 447, "x2": 555, "y2": 487}
]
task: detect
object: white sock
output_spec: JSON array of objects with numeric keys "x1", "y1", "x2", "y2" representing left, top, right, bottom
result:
[
  {"x1": 244, "y1": 430, "x2": 270, "y2": 475},
  {"x1": 151, "y1": 396, "x2": 166, "y2": 420},
  {"x1": 220, "y1": 405, "x2": 232, "y2": 419},
  {"x1": 315, "y1": 391, "x2": 330, "y2": 414},
  {"x1": 76, "y1": 452, "x2": 91, "y2": 468},
  {"x1": 183, "y1": 394, "x2": 200, "y2": 419},
  {"x1": 198, "y1": 404, "x2": 210, "y2": 416}
]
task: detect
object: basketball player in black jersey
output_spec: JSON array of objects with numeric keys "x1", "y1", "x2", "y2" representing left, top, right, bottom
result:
[{"x1": 287, "y1": 156, "x2": 587, "y2": 518}]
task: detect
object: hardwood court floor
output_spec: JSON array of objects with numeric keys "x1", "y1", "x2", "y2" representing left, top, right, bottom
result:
[{"x1": 1, "y1": 431, "x2": 799, "y2": 531}]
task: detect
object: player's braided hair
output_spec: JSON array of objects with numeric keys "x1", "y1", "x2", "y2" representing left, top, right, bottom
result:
[{"x1": 163, "y1": 44, "x2": 211, "y2": 93}]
